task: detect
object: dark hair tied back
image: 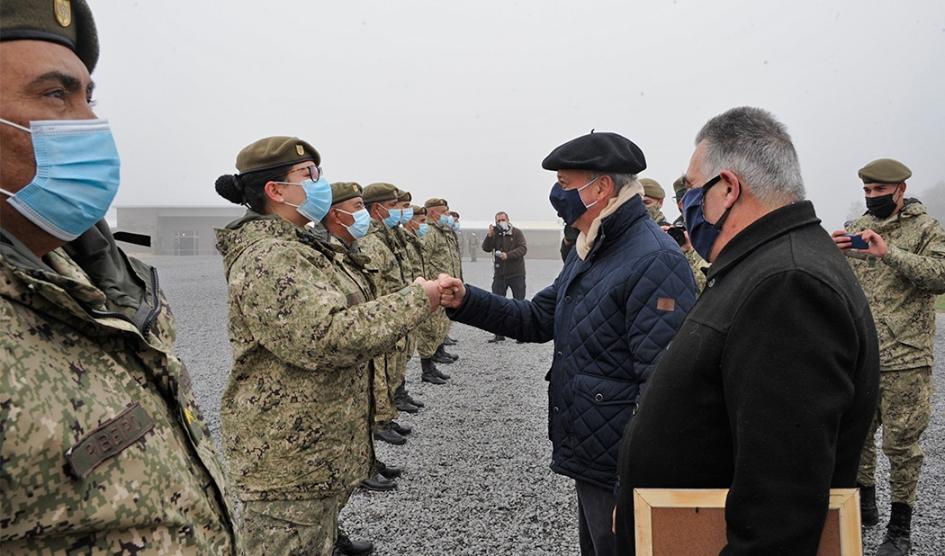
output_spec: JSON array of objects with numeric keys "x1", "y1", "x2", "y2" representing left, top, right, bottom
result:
[{"x1": 215, "y1": 174, "x2": 246, "y2": 205}]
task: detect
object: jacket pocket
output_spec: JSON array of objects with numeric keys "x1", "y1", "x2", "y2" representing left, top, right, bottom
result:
[
  {"x1": 569, "y1": 374, "x2": 639, "y2": 469},
  {"x1": 882, "y1": 315, "x2": 925, "y2": 351}
]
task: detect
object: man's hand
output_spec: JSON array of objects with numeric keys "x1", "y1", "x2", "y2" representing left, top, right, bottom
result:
[
  {"x1": 661, "y1": 224, "x2": 693, "y2": 253},
  {"x1": 437, "y1": 273, "x2": 466, "y2": 309},
  {"x1": 487, "y1": 224, "x2": 495, "y2": 237},
  {"x1": 415, "y1": 277, "x2": 441, "y2": 311},
  {"x1": 498, "y1": 252, "x2": 508, "y2": 261},
  {"x1": 831, "y1": 228, "x2": 888, "y2": 257}
]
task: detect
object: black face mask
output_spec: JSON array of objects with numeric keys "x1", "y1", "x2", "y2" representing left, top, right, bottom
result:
[{"x1": 866, "y1": 193, "x2": 897, "y2": 219}]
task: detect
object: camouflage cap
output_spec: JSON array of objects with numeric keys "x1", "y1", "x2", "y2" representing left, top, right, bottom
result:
[
  {"x1": 858, "y1": 158, "x2": 911, "y2": 184},
  {"x1": 640, "y1": 178, "x2": 665, "y2": 199},
  {"x1": 330, "y1": 182, "x2": 362, "y2": 206},
  {"x1": 673, "y1": 175, "x2": 689, "y2": 199},
  {"x1": 0, "y1": 0, "x2": 99, "y2": 72},
  {"x1": 363, "y1": 182, "x2": 399, "y2": 204},
  {"x1": 424, "y1": 198, "x2": 448, "y2": 209},
  {"x1": 412, "y1": 205, "x2": 426, "y2": 216},
  {"x1": 396, "y1": 189, "x2": 412, "y2": 203},
  {"x1": 235, "y1": 136, "x2": 320, "y2": 175}
]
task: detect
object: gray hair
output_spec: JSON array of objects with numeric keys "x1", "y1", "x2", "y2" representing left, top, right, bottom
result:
[
  {"x1": 695, "y1": 107, "x2": 805, "y2": 207},
  {"x1": 592, "y1": 173, "x2": 637, "y2": 192}
]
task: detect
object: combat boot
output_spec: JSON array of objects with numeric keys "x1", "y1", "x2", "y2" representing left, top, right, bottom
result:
[
  {"x1": 373, "y1": 422, "x2": 406, "y2": 445},
  {"x1": 421, "y1": 358, "x2": 447, "y2": 384},
  {"x1": 859, "y1": 484, "x2": 879, "y2": 526},
  {"x1": 395, "y1": 398, "x2": 420, "y2": 414},
  {"x1": 375, "y1": 459, "x2": 403, "y2": 479},
  {"x1": 405, "y1": 391, "x2": 425, "y2": 408},
  {"x1": 488, "y1": 334, "x2": 506, "y2": 343},
  {"x1": 443, "y1": 335, "x2": 458, "y2": 345},
  {"x1": 335, "y1": 528, "x2": 374, "y2": 556},
  {"x1": 359, "y1": 473, "x2": 396, "y2": 492},
  {"x1": 436, "y1": 344, "x2": 459, "y2": 361},
  {"x1": 395, "y1": 383, "x2": 424, "y2": 408},
  {"x1": 877, "y1": 502, "x2": 912, "y2": 556},
  {"x1": 390, "y1": 420, "x2": 412, "y2": 435}
]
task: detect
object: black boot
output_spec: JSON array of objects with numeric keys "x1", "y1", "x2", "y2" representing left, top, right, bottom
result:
[
  {"x1": 443, "y1": 335, "x2": 458, "y2": 345},
  {"x1": 335, "y1": 528, "x2": 374, "y2": 556},
  {"x1": 373, "y1": 422, "x2": 406, "y2": 445},
  {"x1": 390, "y1": 420, "x2": 412, "y2": 435},
  {"x1": 421, "y1": 358, "x2": 447, "y2": 384},
  {"x1": 488, "y1": 334, "x2": 506, "y2": 343},
  {"x1": 395, "y1": 383, "x2": 423, "y2": 410},
  {"x1": 359, "y1": 472, "x2": 396, "y2": 492},
  {"x1": 436, "y1": 344, "x2": 459, "y2": 361},
  {"x1": 859, "y1": 484, "x2": 879, "y2": 526},
  {"x1": 375, "y1": 459, "x2": 403, "y2": 479},
  {"x1": 405, "y1": 391, "x2": 425, "y2": 408},
  {"x1": 877, "y1": 502, "x2": 912, "y2": 556},
  {"x1": 395, "y1": 397, "x2": 420, "y2": 413}
]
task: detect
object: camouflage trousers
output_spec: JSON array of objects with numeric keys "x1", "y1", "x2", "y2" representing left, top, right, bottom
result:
[
  {"x1": 857, "y1": 366, "x2": 933, "y2": 506},
  {"x1": 371, "y1": 354, "x2": 399, "y2": 424},
  {"x1": 416, "y1": 308, "x2": 450, "y2": 358},
  {"x1": 242, "y1": 496, "x2": 340, "y2": 556}
]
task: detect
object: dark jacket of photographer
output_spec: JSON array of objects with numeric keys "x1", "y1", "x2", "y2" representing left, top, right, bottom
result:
[{"x1": 482, "y1": 226, "x2": 527, "y2": 278}]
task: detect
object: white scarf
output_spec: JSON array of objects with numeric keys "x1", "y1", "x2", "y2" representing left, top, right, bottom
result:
[{"x1": 575, "y1": 180, "x2": 645, "y2": 260}]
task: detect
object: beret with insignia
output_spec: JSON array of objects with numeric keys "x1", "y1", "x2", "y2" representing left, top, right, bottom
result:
[
  {"x1": 542, "y1": 131, "x2": 646, "y2": 174},
  {"x1": 858, "y1": 158, "x2": 911, "y2": 185},
  {"x1": 0, "y1": 0, "x2": 100, "y2": 72},
  {"x1": 363, "y1": 183, "x2": 399, "y2": 205},
  {"x1": 236, "y1": 136, "x2": 320, "y2": 175},
  {"x1": 396, "y1": 189, "x2": 412, "y2": 203},
  {"x1": 330, "y1": 182, "x2": 362, "y2": 205},
  {"x1": 424, "y1": 198, "x2": 449, "y2": 209},
  {"x1": 640, "y1": 178, "x2": 665, "y2": 199}
]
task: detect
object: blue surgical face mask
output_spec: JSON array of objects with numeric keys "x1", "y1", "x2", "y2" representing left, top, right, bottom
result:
[
  {"x1": 438, "y1": 214, "x2": 451, "y2": 227},
  {"x1": 281, "y1": 176, "x2": 332, "y2": 223},
  {"x1": 0, "y1": 117, "x2": 121, "y2": 241},
  {"x1": 452, "y1": 221, "x2": 461, "y2": 232},
  {"x1": 417, "y1": 222, "x2": 429, "y2": 237},
  {"x1": 336, "y1": 207, "x2": 371, "y2": 239},
  {"x1": 383, "y1": 207, "x2": 402, "y2": 228},
  {"x1": 549, "y1": 176, "x2": 598, "y2": 225},
  {"x1": 401, "y1": 207, "x2": 414, "y2": 223},
  {"x1": 682, "y1": 175, "x2": 730, "y2": 261}
]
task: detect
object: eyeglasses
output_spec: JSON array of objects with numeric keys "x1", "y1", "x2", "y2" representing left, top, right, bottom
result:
[{"x1": 287, "y1": 164, "x2": 321, "y2": 181}]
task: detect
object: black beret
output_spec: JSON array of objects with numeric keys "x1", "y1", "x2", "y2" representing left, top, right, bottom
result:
[
  {"x1": 542, "y1": 131, "x2": 646, "y2": 174},
  {"x1": 0, "y1": 0, "x2": 99, "y2": 72}
]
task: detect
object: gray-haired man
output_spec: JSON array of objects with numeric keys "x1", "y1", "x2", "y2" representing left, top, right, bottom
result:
[{"x1": 615, "y1": 107, "x2": 880, "y2": 554}]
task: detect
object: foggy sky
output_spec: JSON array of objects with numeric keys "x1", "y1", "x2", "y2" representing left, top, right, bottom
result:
[{"x1": 92, "y1": 0, "x2": 945, "y2": 230}]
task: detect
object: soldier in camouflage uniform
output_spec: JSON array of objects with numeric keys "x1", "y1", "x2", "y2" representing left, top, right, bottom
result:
[
  {"x1": 213, "y1": 139, "x2": 441, "y2": 555},
  {"x1": 669, "y1": 175, "x2": 709, "y2": 292},
  {"x1": 419, "y1": 199, "x2": 465, "y2": 382},
  {"x1": 391, "y1": 189, "x2": 425, "y2": 413},
  {"x1": 640, "y1": 178, "x2": 670, "y2": 225},
  {"x1": 832, "y1": 158, "x2": 945, "y2": 556},
  {"x1": 0, "y1": 2, "x2": 239, "y2": 553},
  {"x1": 359, "y1": 183, "x2": 420, "y2": 445}
]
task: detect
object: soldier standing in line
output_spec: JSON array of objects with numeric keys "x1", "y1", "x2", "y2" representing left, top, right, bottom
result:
[
  {"x1": 391, "y1": 189, "x2": 424, "y2": 413},
  {"x1": 639, "y1": 178, "x2": 669, "y2": 225},
  {"x1": 213, "y1": 138, "x2": 442, "y2": 555},
  {"x1": 668, "y1": 174, "x2": 709, "y2": 292},
  {"x1": 832, "y1": 158, "x2": 945, "y2": 556},
  {"x1": 360, "y1": 183, "x2": 418, "y2": 445},
  {"x1": 0, "y1": 2, "x2": 239, "y2": 553}
]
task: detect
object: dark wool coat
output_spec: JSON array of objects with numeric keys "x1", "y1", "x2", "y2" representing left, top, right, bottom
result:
[{"x1": 616, "y1": 201, "x2": 880, "y2": 555}]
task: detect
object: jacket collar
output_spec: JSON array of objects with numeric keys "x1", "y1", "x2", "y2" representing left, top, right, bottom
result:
[
  {"x1": 706, "y1": 200, "x2": 820, "y2": 281},
  {"x1": 581, "y1": 194, "x2": 649, "y2": 262}
]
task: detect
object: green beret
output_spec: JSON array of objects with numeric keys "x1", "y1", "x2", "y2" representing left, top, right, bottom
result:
[
  {"x1": 0, "y1": 0, "x2": 99, "y2": 72},
  {"x1": 396, "y1": 189, "x2": 412, "y2": 203},
  {"x1": 640, "y1": 178, "x2": 665, "y2": 199},
  {"x1": 858, "y1": 158, "x2": 911, "y2": 185},
  {"x1": 236, "y1": 136, "x2": 320, "y2": 175},
  {"x1": 412, "y1": 205, "x2": 426, "y2": 216},
  {"x1": 363, "y1": 183, "x2": 399, "y2": 205},
  {"x1": 424, "y1": 198, "x2": 448, "y2": 209},
  {"x1": 673, "y1": 175, "x2": 688, "y2": 199},
  {"x1": 330, "y1": 182, "x2": 362, "y2": 206}
]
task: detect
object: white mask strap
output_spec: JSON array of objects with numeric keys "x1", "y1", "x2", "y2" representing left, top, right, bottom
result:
[{"x1": 0, "y1": 117, "x2": 32, "y2": 133}]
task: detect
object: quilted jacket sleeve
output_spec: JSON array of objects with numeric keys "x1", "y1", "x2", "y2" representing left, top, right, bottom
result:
[
  {"x1": 447, "y1": 280, "x2": 558, "y2": 343},
  {"x1": 623, "y1": 250, "x2": 697, "y2": 397}
]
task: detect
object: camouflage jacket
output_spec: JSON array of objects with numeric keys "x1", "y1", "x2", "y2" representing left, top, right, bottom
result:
[
  {"x1": 359, "y1": 221, "x2": 414, "y2": 296},
  {"x1": 845, "y1": 199, "x2": 945, "y2": 370},
  {"x1": 684, "y1": 248, "x2": 710, "y2": 292},
  {"x1": 423, "y1": 222, "x2": 463, "y2": 280},
  {"x1": 214, "y1": 214, "x2": 428, "y2": 500},
  {"x1": 399, "y1": 227, "x2": 427, "y2": 280},
  {"x1": 0, "y1": 227, "x2": 237, "y2": 554}
]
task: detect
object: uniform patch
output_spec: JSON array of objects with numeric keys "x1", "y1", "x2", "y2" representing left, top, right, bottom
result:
[
  {"x1": 656, "y1": 297, "x2": 676, "y2": 312},
  {"x1": 64, "y1": 403, "x2": 155, "y2": 480}
]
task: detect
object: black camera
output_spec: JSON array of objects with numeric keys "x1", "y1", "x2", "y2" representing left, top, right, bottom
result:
[{"x1": 666, "y1": 225, "x2": 687, "y2": 247}]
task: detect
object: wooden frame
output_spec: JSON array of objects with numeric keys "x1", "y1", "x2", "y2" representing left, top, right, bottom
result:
[{"x1": 633, "y1": 488, "x2": 862, "y2": 556}]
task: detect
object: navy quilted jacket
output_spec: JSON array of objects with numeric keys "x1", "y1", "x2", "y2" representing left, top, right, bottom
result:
[{"x1": 449, "y1": 196, "x2": 696, "y2": 488}]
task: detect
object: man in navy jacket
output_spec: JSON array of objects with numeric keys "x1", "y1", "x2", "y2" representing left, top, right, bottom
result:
[{"x1": 439, "y1": 132, "x2": 696, "y2": 556}]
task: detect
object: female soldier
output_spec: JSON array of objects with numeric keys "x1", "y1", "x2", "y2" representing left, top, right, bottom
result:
[{"x1": 213, "y1": 136, "x2": 441, "y2": 555}]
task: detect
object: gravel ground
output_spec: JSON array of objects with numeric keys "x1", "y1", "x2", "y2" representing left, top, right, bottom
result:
[{"x1": 146, "y1": 255, "x2": 944, "y2": 555}]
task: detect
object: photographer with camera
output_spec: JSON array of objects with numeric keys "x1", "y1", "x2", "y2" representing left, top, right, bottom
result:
[{"x1": 482, "y1": 211, "x2": 528, "y2": 343}]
